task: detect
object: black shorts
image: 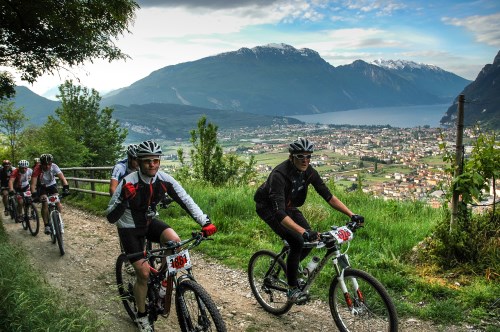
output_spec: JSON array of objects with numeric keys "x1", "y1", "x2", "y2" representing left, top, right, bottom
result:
[
  {"x1": 39, "y1": 184, "x2": 58, "y2": 196},
  {"x1": 118, "y1": 219, "x2": 170, "y2": 263}
]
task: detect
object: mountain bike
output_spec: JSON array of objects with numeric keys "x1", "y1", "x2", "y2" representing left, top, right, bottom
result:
[
  {"x1": 116, "y1": 231, "x2": 227, "y2": 332},
  {"x1": 46, "y1": 193, "x2": 65, "y2": 256},
  {"x1": 20, "y1": 190, "x2": 40, "y2": 236},
  {"x1": 248, "y1": 220, "x2": 398, "y2": 332}
]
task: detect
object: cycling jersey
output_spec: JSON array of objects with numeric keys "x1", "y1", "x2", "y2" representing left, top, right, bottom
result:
[
  {"x1": 0, "y1": 166, "x2": 15, "y2": 188},
  {"x1": 10, "y1": 168, "x2": 33, "y2": 190},
  {"x1": 32, "y1": 163, "x2": 62, "y2": 187},
  {"x1": 111, "y1": 158, "x2": 135, "y2": 182},
  {"x1": 254, "y1": 159, "x2": 333, "y2": 222},
  {"x1": 107, "y1": 170, "x2": 209, "y2": 229}
]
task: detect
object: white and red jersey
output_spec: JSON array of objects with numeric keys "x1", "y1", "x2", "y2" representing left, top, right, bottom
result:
[
  {"x1": 10, "y1": 168, "x2": 33, "y2": 189},
  {"x1": 32, "y1": 163, "x2": 62, "y2": 187}
]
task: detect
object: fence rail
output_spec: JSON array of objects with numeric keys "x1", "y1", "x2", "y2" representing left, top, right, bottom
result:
[{"x1": 61, "y1": 166, "x2": 113, "y2": 198}]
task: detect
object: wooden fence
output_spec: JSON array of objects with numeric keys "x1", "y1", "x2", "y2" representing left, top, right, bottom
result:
[{"x1": 60, "y1": 166, "x2": 113, "y2": 198}]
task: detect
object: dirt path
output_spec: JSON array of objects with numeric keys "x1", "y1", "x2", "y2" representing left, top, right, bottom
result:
[{"x1": 1, "y1": 204, "x2": 470, "y2": 332}]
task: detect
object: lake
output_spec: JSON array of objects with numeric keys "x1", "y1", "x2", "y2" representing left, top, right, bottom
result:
[{"x1": 291, "y1": 104, "x2": 450, "y2": 128}]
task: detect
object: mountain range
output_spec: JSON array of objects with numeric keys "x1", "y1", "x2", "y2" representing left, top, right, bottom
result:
[
  {"x1": 440, "y1": 50, "x2": 500, "y2": 129},
  {"x1": 102, "y1": 43, "x2": 469, "y2": 116},
  {"x1": 11, "y1": 43, "x2": 498, "y2": 140}
]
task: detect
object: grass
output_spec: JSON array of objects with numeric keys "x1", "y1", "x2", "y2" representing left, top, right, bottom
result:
[
  {"x1": 4, "y1": 181, "x2": 499, "y2": 331},
  {"x1": 0, "y1": 223, "x2": 103, "y2": 331}
]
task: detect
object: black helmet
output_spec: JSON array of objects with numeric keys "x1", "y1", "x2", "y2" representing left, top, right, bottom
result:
[
  {"x1": 289, "y1": 138, "x2": 314, "y2": 154},
  {"x1": 136, "y1": 140, "x2": 162, "y2": 158},
  {"x1": 40, "y1": 154, "x2": 53, "y2": 165},
  {"x1": 127, "y1": 144, "x2": 138, "y2": 158}
]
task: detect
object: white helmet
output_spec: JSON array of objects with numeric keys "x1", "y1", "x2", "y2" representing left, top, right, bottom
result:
[{"x1": 136, "y1": 140, "x2": 162, "y2": 158}]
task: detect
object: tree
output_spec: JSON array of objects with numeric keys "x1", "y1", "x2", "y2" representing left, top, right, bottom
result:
[
  {"x1": 0, "y1": 0, "x2": 138, "y2": 98},
  {"x1": 0, "y1": 100, "x2": 27, "y2": 161},
  {"x1": 178, "y1": 116, "x2": 256, "y2": 186},
  {"x1": 53, "y1": 80, "x2": 127, "y2": 166}
]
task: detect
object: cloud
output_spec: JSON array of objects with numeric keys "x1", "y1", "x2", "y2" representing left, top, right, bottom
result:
[
  {"x1": 135, "y1": 0, "x2": 281, "y2": 10},
  {"x1": 443, "y1": 12, "x2": 500, "y2": 47}
]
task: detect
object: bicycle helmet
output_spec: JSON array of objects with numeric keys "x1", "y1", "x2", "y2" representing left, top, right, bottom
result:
[
  {"x1": 34, "y1": 158, "x2": 40, "y2": 163},
  {"x1": 18, "y1": 160, "x2": 29, "y2": 168},
  {"x1": 2, "y1": 160, "x2": 11, "y2": 167},
  {"x1": 40, "y1": 153, "x2": 53, "y2": 165},
  {"x1": 288, "y1": 138, "x2": 314, "y2": 154},
  {"x1": 127, "y1": 144, "x2": 138, "y2": 158},
  {"x1": 136, "y1": 140, "x2": 162, "y2": 158}
]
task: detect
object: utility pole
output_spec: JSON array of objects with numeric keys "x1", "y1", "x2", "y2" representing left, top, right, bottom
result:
[{"x1": 450, "y1": 94, "x2": 465, "y2": 232}]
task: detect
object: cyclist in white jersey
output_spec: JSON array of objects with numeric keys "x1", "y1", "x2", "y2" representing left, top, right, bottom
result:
[
  {"x1": 30, "y1": 154, "x2": 70, "y2": 235},
  {"x1": 109, "y1": 144, "x2": 139, "y2": 195},
  {"x1": 8, "y1": 160, "x2": 32, "y2": 222}
]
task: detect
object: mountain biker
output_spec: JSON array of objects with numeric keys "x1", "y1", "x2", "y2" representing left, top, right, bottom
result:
[
  {"x1": 106, "y1": 139, "x2": 217, "y2": 332},
  {"x1": 254, "y1": 137, "x2": 364, "y2": 304},
  {"x1": 8, "y1": 160, "x2": 33, "y2": 222},
  {"x1": 109, "y1": 144, "x2": 139, "y2": 195},
  {"x1": 1, "y1": 160, "x2": 15, "y2": 216},
  {"x1": 30, "y1": 154, "x2": 70, "y2": 235}
]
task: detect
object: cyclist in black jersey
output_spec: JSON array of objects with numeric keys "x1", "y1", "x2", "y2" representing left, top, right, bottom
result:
[
  {"x1": 254, "y1": 138, "x2": 364, "y2": 304},
  {"x1": 1, "y1": 160, "x2": 14, "y2": 216}
]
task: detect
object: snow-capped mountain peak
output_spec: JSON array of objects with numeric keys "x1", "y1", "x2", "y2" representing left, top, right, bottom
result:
[{"x1": 372, "y1": 59, "x2": 441, "y2": 72}]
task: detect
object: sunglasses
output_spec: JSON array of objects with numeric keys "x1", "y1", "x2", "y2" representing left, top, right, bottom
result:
[
  {"x1": 294, "y1": 154, "x2": 312, "y2": 160},
  {"x1": 141, "y1": 158, "x2": 161, "y2": 164}
]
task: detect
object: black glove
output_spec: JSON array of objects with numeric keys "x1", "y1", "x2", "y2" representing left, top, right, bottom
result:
[
  {"x1": 62, "y1": 184, "x2": 70, "y2": 196},
  {"x1": 8, "y1": 190, "x2": 15, "y2": 197},
  {"x1": 32, "y1": 192, "x2": 39, "y2": 203},
  {"x1": 302, "y1": 229, "x2": 319, "y2": 242},
  {"x1": 350, "y1": 214, "x2": 365, "y2": 227}
]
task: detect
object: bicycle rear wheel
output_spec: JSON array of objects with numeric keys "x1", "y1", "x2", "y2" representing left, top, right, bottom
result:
[
  {"x1": 27, "y1": 203, "x2": 40, "y2": 236},
  {"x1": 175, "y1": 279, "x2": 226, "y2": 332},
  {"x1": 51, "y1": 210, "x2": 65, "y2": 255},
  {"x1": 329, "y1": 268, "x2": 398, "y2": 332},
  {"x1": 248, "y1": 250, "x2": 293, "y2": 315}
]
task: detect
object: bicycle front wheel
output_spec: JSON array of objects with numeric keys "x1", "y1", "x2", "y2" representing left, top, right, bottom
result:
[
  {"x1": 248, "y1": 250, "x2": 293, "y2": 315},
  {"x1": 329, "y1": 268, "x2": 398, "y2": 332},
  {"x1": 21, "y1": 205, "x2": 28, "y2": 230},
  {"x1": 116, "y1": 253, "x2": 139, "y2": 322},
  {"x1": 9, "y1": 198, "x2": 17, "y2": 221},
  {"x1": 27, "y1": 203, "x2": 39, "y2": 236},
  {"x1": 51, "y1": 210, "x2": 65, "y2": 255},
  {"x1": 175, "y1": 279, "x2": 226, "y2": 332}
]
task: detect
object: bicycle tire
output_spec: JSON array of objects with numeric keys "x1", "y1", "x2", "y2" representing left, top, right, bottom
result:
[
  {"x1": 52, "y1": 210, "x2": 65, "y2": 255},
  {"x1": 21, "y1": 204, "x2": 28, "y2": 230},
  {"x1": 9, "y1": 198, "x2": 17, "y2": 221},
  {"x1": 329, "y1": 268, "x2": 398, "y2": 332},
  {"x1": 175, "y1": 279, "x2": 227, "y2": 332},
  {"x1": 49, "y1": 210, "x2": 57, "y2": 244},
  {"x1": 116, "y1": 253, "x2": 139, "y2": 321},
  {"x1": 27, "y1": 203, "x2": 40, "y2": 236},
  {"x1": 248, "y1": 250, "x2": 293, "y2": 315}
]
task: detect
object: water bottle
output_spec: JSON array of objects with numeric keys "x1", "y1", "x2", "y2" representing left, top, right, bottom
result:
[
  {"x1": 158, "y1": 279, "x2": 168, "y2": 309},
  {"x1": 303, "y1": 256, "x2": 320, "y2": 276}
]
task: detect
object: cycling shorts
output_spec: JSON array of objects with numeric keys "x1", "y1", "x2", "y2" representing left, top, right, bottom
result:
[{"x1": 117, "y1": 219, "x2": 170, "y2": 263}]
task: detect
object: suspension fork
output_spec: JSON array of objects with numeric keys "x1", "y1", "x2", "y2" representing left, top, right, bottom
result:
[{"x1": 333, "y1": 251, "x2": 360, "y2": 310}]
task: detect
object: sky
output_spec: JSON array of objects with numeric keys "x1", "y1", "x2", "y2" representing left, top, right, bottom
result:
[{"x1": 9, "y1": 0, "x2": 500, "y2": 99}]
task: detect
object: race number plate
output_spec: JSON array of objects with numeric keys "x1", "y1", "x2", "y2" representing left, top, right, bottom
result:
[{"x1": 167, "y1": 249, "x2": 192, "y2": 274}]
